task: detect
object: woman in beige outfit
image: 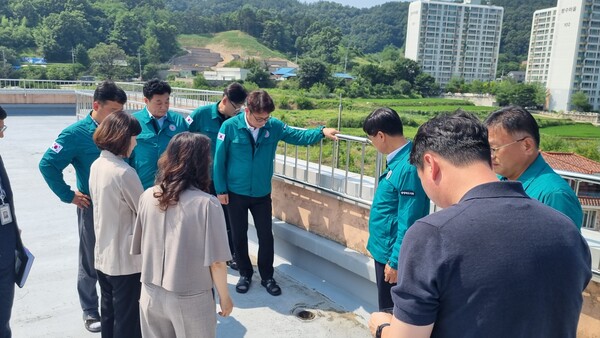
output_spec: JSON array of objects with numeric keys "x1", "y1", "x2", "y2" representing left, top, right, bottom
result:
[
  {"x1": 131, "y1": 132, "x2": 233, "y2": 338},
  {"x1": 89, "y1": 111, "x2": 144, "y2": 338}
]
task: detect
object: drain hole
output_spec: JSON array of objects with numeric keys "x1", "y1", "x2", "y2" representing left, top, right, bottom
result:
[{"x1": 296, "y1": 310, "x2": 315, "y2": 321}]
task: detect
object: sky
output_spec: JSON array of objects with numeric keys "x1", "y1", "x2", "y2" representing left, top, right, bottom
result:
[{"x1": 300, "y1": 0, "x2": 408, "y2": 9}]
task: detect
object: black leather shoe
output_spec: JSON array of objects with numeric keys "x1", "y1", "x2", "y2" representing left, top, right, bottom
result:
[
  {"x1": 83, "y1": 314, "x2": 101, "y2": 333},
  {"x1": 261, "y1": 278, "x2": 282, "y2": 296},
  {"x1": 236, "y1": 276, "x2": 251, "y2": 294}
]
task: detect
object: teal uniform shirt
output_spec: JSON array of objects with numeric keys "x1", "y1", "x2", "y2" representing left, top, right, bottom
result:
[
  {"x1": 187, "y1": 102, "x2": 226, "y2": 157},
  {"x1": 213, "y1": 113, "x2": 324, "y2": 197},
  {"x1": 366, "y1": 142, "x2": 430, "y2": 270},
  {"x1": 509, "y1": 153, "x2": 583, "y2": 229},
  {"x1": 39, "y1": 113, "x2": 99, "y2": 203},
  {"x1": 130, "y1": 108, "x2": 189, "y2": 189}
]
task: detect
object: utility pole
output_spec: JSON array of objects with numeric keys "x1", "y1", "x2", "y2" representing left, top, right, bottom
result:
[
  {"x1": 138, "y1": 51, "x2": 142, "y2": 81},
  {"x1": 2, "y1": 49, "x2": 6, "y2": 68},
  {"x1": 71, "y1": 47, "x2": 75, "y2": 64}
]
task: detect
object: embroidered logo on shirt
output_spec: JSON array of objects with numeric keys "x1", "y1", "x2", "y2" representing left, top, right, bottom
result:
[
  {"x1": 185, "y1": 116, "x2": 193, "y2": 125},
  {"x1": 169, "y1": 124, "x2": 176, "y2": 131},
  {"x1": 217, "y1": 132, "x2": 226, "y2": 141},
  {"x1": 50, "y1": 142, "x2": 63, "y2": 153},
  {"x1": 265, "y1": 130, "x2": 270, "y2": 138},
  {"x1": 400, "y1": 191, "x2": 415, "y2": 196}
]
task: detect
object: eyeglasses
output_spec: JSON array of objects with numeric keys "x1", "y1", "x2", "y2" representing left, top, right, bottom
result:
[
  {"x1": 227, "y1": 96, "x2": 243, "y2": 113},
  {"x1": 490, "y1": 137, "x2": 527, "y2": 155},
  {"x1": 0, "y1": 125, "x2": 6, "y2": 132},
  {"x1": 251, "y1": 111, "x2": 270, "y2": 123}
]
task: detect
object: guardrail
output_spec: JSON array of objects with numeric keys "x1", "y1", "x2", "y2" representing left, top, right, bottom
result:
[
  {"x1": 0, "y1": 78, "x2": 223, "y2": 108},
  {"x1": 6, "y1": 85, "x2": 600, "y2": 273}
]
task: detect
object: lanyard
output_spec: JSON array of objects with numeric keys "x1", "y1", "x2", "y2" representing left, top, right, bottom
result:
[{"x1": 0, "y1": 173, "x2": 5, "y2": 205}]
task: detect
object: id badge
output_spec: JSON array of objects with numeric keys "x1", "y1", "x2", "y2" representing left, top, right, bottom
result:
[{"x1": 0, "y1": 203, "x2": 13, "y2": 225}]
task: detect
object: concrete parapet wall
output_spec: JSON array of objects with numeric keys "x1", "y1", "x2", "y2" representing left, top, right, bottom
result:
[
  {"x1": 271, "y1": 178, "x2": 600, "y2": 333},
  {"x1": 0, "y1": 92, "x2": 76, "y2": 104},
  {"x1": 537, "y1": 110, "x2": 600, "y2": 125},
  {"x1": 272, "y1": 179, "x2": 370, "y2": 256}
]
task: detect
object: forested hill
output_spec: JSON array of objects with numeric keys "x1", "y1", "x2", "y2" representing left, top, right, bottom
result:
[{"x1": 0, "y1": 0, "x2": 561, "y2": 65}]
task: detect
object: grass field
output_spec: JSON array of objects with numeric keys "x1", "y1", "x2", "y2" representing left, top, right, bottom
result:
[
  {"x1": 540, "y1": 124, "x2": 600, "y2": 138},
  {"x1": 266, "y1": 96, "x2": 600, "y2": 166},
  {"x1": 177, "y1": 31, "x2": 287, "y2": 59}
]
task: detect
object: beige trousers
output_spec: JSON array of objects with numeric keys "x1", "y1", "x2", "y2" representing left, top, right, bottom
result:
[{"x1": 140, "y1": 283, "x2": 216, "y2": 338}]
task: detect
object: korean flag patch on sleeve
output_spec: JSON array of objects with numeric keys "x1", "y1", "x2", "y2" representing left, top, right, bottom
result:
[
  {"x1": 50, "y1": 142, "x2": 63, "y2": 153},
  {"x1": 217, "y1": 132, "x2": 226, "y2": 141},
  {"x1": 185, "y1": 115, "x2": 193, "y2": 125}
]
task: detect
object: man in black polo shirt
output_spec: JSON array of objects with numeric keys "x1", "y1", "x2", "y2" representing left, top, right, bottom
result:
[{"x1": 369, "y1": 112, "x2": 591, "y2": 338}]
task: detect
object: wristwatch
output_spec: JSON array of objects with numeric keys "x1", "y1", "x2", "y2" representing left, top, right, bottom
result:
[{"x1": 376, "y1": 323, "x2": 390, "y2": 338}]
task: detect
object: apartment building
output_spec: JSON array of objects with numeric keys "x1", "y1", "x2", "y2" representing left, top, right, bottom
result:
[
  {"x1": 526, "y1": 0, "x2": 600, "y2": 111},
  {"x1": 405, "y1": 0, "x2": 504, "y2": 87}
]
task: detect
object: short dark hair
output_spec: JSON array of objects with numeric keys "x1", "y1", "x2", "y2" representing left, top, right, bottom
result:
[
  {"x1": 483, "y1": 106, "x2": 540, "y2": 147},
  {"x1": 410, "y1": 112, "x2": 491, "y2": 169},
  {"x1": 143, "y1": 79, "x2": 172, "y2": 100},
  {"x1": 246, "y1": 90, "x2": 275, "y2": 114},
  {"x1": 363, "y1": 107, "x2": 403, "y2": 136},
  {"x1": 0, "y1": 105, "x2": 6, "y2": 120},
  {"x1": 93, "y1": 80, "x2": 127, "y2": 104},
  {"x1": 154, "y1": 132, "x2": 212, "y2": 211},
  {"x1": 224, "y1": 82, "x2": 247, "y2": 105},
  {"x1": 94, "y1": 111, "x2": 142, "y2": 156}
]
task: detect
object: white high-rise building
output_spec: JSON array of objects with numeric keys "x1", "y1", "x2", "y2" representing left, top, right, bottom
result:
[
  {"x1": 525, "y1": 8, "x2": 557, "y2": 84},
  {"x1": 405, "y1": 0, "x2": 504, "y2": 87},
  {"x1": 526, "y1": 0, "x2": 600, "y2": 111}
]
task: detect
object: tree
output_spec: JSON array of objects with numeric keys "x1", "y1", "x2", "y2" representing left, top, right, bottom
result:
[
  {"x1": 46, "y1": 63, "x2": 85, "y2": 80},
  {"x1": 245, "y1": 67, "x2": 275, "y2": 88},
  {"x1": 297, "y1": 58, "x2": 330, "y2": 89},
  {"x1": 73, "y1": 44, "x2": 90, "y2": 68},
  {"x1": 145, "y1": 21, "x2": 179, "y2": 62},
  {"x1": 34, "y1": 10, "x2": 97, "y2": 62},
  {"x1": 193, "y1": 74, "x2": 210, "y2": 89},
  {"x1": 388, "y1": 58, "x2": 421, "y2": 85},
  {"x1": 355, "y1": 63, "x2": 389, "y2": 86},
  {"x1": 261, "y1": 20, "x2": 293, "y2": 52},
  {"x1": 445, "y1": 77, "x2": 466, "y2": 93},
  {"x1": 413, "y1": 73, "x2": 439, "y2": 97},
  {"x1": 296, "y1": 23, "x2": 342, "y2": 64},
  {"x1": 109, "y1": 12, "x2": 146, "y2": 55},
  {"x1": 88, "y1": 43, "x2": 127, "y2": 79},
  {"x1": 141, "y1": 35, "x2": 161, "y2": 64},
  {"x1": 571, "y1": 91, "x2": 592, "y2": 112}
]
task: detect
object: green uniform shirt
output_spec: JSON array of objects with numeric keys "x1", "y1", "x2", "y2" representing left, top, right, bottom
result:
[
  {"x1": 130, "y1": 108, "x2": 189, "y2": 189},
  {"x1": 187, "y1": 101, "x2": 226, "y2": 157},
  {"x1": 214, "y1": 113, "x2": 324, "y2": 197},
  {"x1": 366, "y1": 142, "x2": 430, "y2": 270},
  {"x1": 510, "y1": 153, "x2": 583, "y2": 229},
  {"x1": 39, "y1": 113, "x2": 99, "y2": 203}
]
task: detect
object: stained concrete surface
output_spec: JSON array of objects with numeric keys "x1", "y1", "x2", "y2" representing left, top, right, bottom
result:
[{"x1": 4, "y1": 115, "x2": 372, "y2": 338}]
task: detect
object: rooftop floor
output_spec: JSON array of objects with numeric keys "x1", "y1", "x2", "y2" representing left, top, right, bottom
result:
[{"x1": 5, "y1": 115, "x2": 371, "y2": 338}]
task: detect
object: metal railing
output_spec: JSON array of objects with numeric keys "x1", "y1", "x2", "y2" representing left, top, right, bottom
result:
[
  {"x1": 0, "y1": 78, "x2": 223, "y2": 109},
  {"x1": 6, "y1": 84, "x2": 600, "y2": 275},
  {"x1": 273, "y1": 132, "x2": 383, "y2": 206}
]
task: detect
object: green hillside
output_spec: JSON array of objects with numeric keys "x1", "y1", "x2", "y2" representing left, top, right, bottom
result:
[{"x1": 178, "y1": 31, "x2": 288, "y2": 60}]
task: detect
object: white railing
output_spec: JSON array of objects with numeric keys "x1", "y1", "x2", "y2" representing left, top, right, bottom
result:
[{"x1": 5, "y1": 83, "x2": 599, "y2": 277}]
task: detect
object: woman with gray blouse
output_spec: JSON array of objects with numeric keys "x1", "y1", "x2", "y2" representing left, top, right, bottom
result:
[
  {"x1": 90, "y1": 111, "x2": 144, "y2": 338},
  {"x1": 131, "y1": 132, "x2": 233, "y2": 338}
]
